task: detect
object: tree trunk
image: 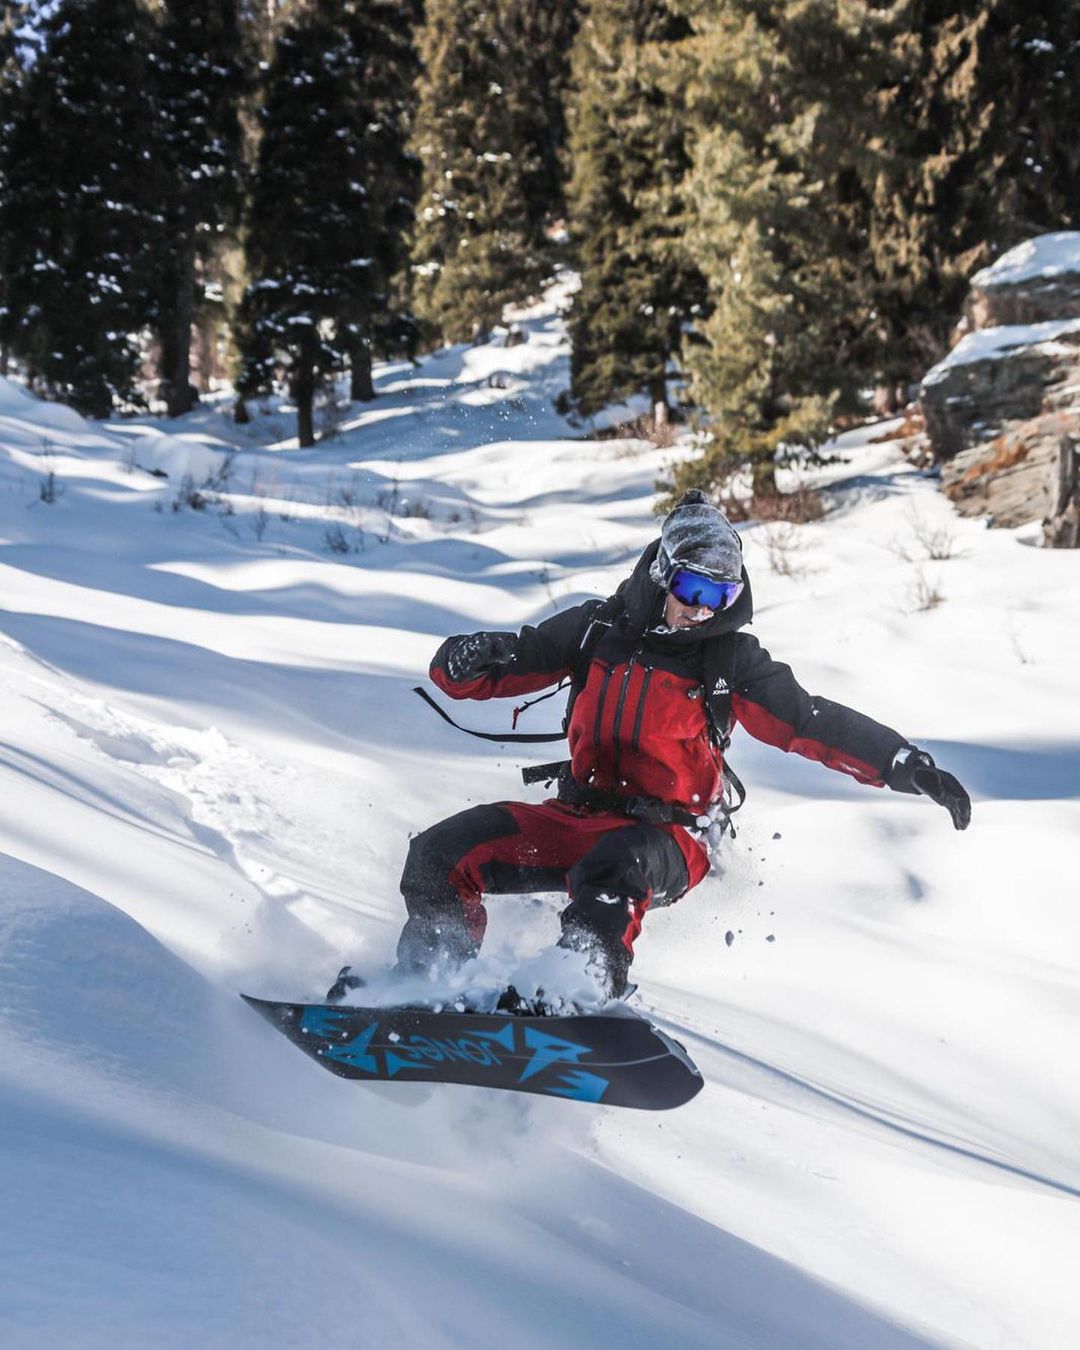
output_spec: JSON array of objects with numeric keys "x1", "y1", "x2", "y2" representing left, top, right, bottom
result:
[
  {"x1": 293, "y1": 349, "x2": 316, "y2": 448},
  {"x1": 751, "y1": 455, "x2": 778, "y2": 500},
  {"x1": 647, "y1": 371, "x2": 668, "y2": 415},
  {"x1": 350, "y1": 342, "x2": 375, "y2": 401},
  {"x1": 159, "y1": 238, "x2": 199, "y2": 418},
  {"x1": 234, "y1": 398, "x2": 250, "y2": 425},
  {"x1": 871, "y1": 381, "x2": 909, "y2": 416}
]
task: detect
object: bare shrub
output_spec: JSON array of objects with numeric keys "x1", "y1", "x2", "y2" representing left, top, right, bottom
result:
[
  {"x1": 597, "y1": 408, "x2": 678, "y2": 449},
  {"x1": 331, "y1": 473, "x2": 364, "y2": 509},
  {"x1": 36, "y1": 438, "x2": 61, "y2": 504},
  {"x1": 323, "y1": 523, "x2": 350, "y2": 554},
  {"x1": 758, "y1": 484, "x2": 824, "y2": 523},
  {"x1": 720, "y1": 482, "x2": 825, "y2": 525},
  {"x1": 251, "y1": 505, "x2": 270, "y2": 542},
  {"x1": 907, "y1": 569, "x2": 945, "y2": 612},
  {"x1": 892, "y1": 506, "x2": 961, "y2": 562},
  {"x1": 449, "y1": 504, "x2": 484, "y2": 533},
  {"x1": 171, "y1": 450, "x2": 241, "y2": 513},
  {"x1": 761, "y1": 523, "x2": 813, "y2": 578},
  {"x1": 867, "y1": 406, "x2": 933, "y2": 467},
  {"x1": 1005, "y1": 611, "x2": 1032, "y2": 665},
  {"x1": 397, "y1": 496, "x2": 432, "y2": 520},
  {"x1": 377, "y1": 468, "x2": 401, "y2": 543},
  {"x1": 172, "y1": 475, "x2": 211, "y2": 512},
  {"x1": 203, "y1": 450, "x2": 237, "y2": 493},
  {"x1": 324, "y1": 519, "x2": 365, "y2": 554}
]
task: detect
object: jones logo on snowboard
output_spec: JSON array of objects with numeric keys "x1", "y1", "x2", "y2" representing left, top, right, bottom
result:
[
  {"x1": 300, "y1": 1005, "x2": 607, "y2": 1099},
  {"x1": 243, "y1": 996, "x2": 703, "y2": 1110}
]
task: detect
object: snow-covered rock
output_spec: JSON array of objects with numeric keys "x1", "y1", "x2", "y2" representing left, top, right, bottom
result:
[
  {"x1": 966, "y1": 231, "x2": 1080, "y2": 329},
  {"x1": 919, "y1": 236, "x2": 1080, "y2": 542},
  {"x1": 920, "y1": 318, "x2": 1080, "y2": 458}
]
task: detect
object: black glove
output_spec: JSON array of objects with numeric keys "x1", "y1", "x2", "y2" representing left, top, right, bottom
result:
[
  {"x1": 445, "y1": 632, "x2": 516, "y2": 683},
  {"x1": 887, "y1": 748, "x2": 971, "y2": 831}
]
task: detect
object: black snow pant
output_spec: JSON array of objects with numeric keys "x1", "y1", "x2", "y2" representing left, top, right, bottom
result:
[{"x1": 396, "y1": 799, "x2": 705, "y2": 997}]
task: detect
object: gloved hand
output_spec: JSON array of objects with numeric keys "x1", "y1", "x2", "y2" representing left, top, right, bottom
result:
[
  {"x1": 445, "y1": 631, "x2": 516, "y2": 684},
  {"x1": 887, "y1": 747, "x2": 971, "y2": 831}
]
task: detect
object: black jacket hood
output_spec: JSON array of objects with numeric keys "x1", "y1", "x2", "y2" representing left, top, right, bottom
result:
[{"x1": 612, "y1": 539, "x2": 753, "y2": 648}]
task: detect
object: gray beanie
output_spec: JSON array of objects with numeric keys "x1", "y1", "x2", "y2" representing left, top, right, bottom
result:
[{"x1": 651, "y1": 490, "x2": 743, "y2": 586}]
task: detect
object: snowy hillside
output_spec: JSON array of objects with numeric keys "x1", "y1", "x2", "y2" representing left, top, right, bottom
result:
[{"x1": 1, "y1": 283, "x2": 1078, "y2": 1350}]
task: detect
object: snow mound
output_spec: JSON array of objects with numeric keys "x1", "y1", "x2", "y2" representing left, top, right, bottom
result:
[
  {"x1": 0, "y1": 853, "x2": 248, "y2": 1112},
  {"x1": 0, "y1": 375, "x2": 88, "y2": 433},
  {"x1": 133, "y1": 431, "x2": 232, "y2": 483}
]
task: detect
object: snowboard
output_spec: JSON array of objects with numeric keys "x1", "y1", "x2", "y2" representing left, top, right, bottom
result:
[{"x1": 242, "y1": 994, "x2": 703, "y2": 1110}]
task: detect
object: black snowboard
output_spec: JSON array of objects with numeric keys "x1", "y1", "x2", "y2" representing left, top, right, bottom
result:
[{"x1": 242, "y1": 995, "x2": 703, "y2": 1110}]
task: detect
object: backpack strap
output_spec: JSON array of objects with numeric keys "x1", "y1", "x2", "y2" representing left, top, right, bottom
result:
[
  {"x1": 700, "y1": 632, "x2": 737, "y2": 748},
  {"x1": 411, "y1": 594, "x2": 624, "y2": 748},
  {"x1": 560, "y1": 591, "x2": 624, "y2": 733},
  {"x1": 701, "y1": 632, "x2": 746, "y2": 831},
  {"x1": 411, "y1": 687, "x2": 568, "y2": 743}
]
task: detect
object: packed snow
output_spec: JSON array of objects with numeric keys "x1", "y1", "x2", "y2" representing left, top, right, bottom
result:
[
  {"x1": 971, "y1": 231, "x2": 1080, "y2": 289},
  {"x1": 1, "y1": 279, "x2": 1078, "y2": 1349}
]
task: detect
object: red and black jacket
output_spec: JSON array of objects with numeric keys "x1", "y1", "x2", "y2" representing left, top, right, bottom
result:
[{"x1": 431, "y1": 542, "x2": 909, "y2": 812}]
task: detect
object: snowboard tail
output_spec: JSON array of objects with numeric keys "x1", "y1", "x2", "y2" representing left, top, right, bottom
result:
[{"x1": 242, "y1": 995, "x2": 703, "y2": 1110}]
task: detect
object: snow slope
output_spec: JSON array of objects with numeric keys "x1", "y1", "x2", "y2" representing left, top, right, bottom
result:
[{"x1": 1, "y1": 281, "x2": 1078, "y2": 1349}]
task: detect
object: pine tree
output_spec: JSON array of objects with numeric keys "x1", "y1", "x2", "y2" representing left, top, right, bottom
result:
[
  {"x1": 237, "y1": 0, "x2": 419, "y2": 446},
  {"x1": 0, "y1": 3, "x2": 29, "y2": 375},
  {"x1": 496, "y1": 0, "x2": 581, "y2": 246},
  {"x1": 409, "y1": 0, "x2": 551, "y2": 343},
  {"x1": 339, "y1": 0, "x2": 420, "y2": 402},
  {"x1": 0, "y1": 0, "x2": 160, "y2": 416},
  {"x1": 565, "y1": 0, "x2": 702, "y2": 416},
  {"x1": 146, "y1": 0, "x2": 251, "y2": 417},
  {"x1": 866, "y1": 1, "x2": 1080, "y2": 391},
  {"x1": 663, "y1": 0, "x2": 893, "y2": 499}
]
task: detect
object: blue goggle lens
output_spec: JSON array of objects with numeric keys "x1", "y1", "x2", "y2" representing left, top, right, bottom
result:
[{"x1": 668, "y1": 568, "x2": 743, "y2": 611}]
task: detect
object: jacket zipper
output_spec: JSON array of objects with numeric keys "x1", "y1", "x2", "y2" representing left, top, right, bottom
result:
[
  {"x1": 630, "y1": 667, "x2": 653, "y2": 754},
  {"x1": 593, "y1": 663, "x2": 615, "y2": 755},
  {"x1": 610, "y1": 652, "x2": 638, "y2": 785}
]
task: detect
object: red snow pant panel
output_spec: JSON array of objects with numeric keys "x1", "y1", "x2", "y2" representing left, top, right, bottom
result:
[{"x1": 396, "y1": 799, "x2": 710, "y2": 982}]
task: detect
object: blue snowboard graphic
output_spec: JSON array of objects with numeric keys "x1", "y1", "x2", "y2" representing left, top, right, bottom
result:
[{"x1": 242, "y1": 996, "x2": 703, "y2": 1110}]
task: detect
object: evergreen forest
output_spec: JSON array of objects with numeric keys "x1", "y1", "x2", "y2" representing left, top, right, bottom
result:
[{"x1": 2, "y1": 0, "x2": 1078, "y2": 490}]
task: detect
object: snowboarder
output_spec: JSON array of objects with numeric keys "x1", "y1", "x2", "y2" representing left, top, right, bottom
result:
[{"x1": 390, "y1": 490, "x2": 970, "y2": 1005}]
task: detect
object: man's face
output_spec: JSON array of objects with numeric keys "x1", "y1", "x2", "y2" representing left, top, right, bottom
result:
[{"x1": 664, "y1": 590, "x2": 714, "y2": 628}]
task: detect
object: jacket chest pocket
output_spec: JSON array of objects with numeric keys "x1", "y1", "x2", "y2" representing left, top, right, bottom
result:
[{"x1": 645, "y1": 674, "x2": 710, "y2": 740}]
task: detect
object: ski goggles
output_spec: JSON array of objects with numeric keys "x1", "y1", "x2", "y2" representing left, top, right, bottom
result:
[{"x1": 667, "y1": 567, "x2": 744, "y2": 612}]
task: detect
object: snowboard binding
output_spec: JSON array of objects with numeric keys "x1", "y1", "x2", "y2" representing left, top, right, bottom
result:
[{"x1": 325, "y1": 965, "x2": 366, "y2": 1005}]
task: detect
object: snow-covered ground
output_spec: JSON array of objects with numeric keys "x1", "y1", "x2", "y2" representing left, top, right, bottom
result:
[{"x1": 1, "y1": 282, "x2": 1078, "y2": 1349}]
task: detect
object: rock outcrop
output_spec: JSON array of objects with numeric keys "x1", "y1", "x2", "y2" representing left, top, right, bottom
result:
[
  {"x1": 941, "y1": 411, "x2": 1079, "y2": 542},
  {"x1": 920, "y1": 319, "x2": 1080, "y2": 461},
  {"x1": 919, "y1": 232, "x2": 1080, "y2": 546}
]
